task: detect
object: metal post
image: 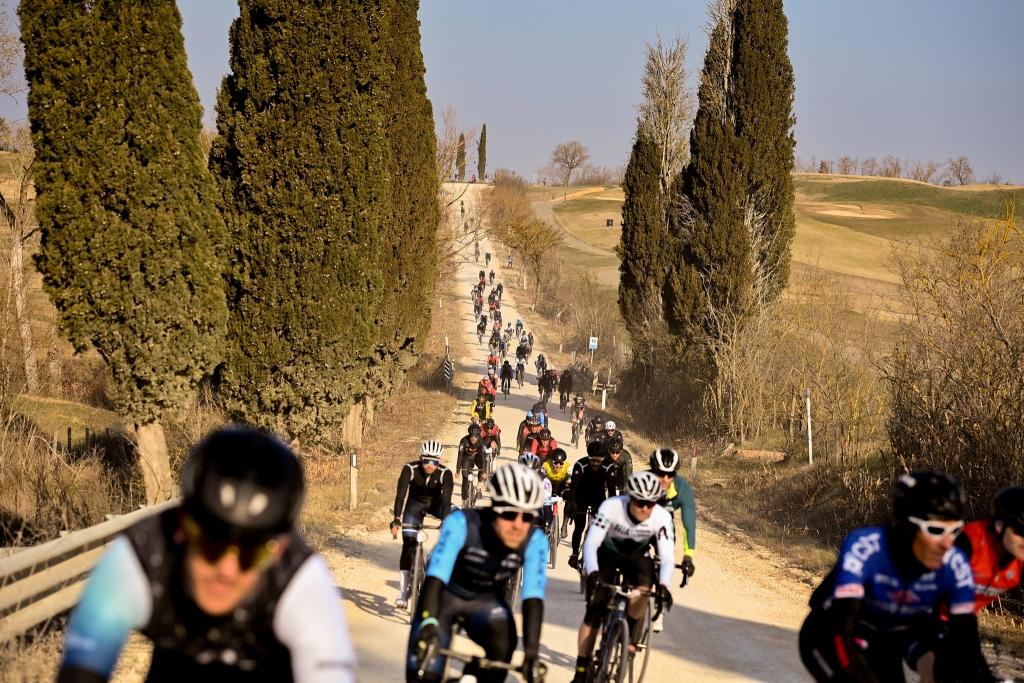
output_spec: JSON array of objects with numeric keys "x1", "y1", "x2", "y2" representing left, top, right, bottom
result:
[
  {"x1": 601, "y1": 388, "x2": 607, "y2": 410},
  {"x1": 804, "y1": 389, "x2": 814, "y2": 465},
  {"x1": 67, "y1": 427, "x2": 72, "y2": 452},
  {"x1": 349, "y1": 452, "x2": 358, "y2": 511}
]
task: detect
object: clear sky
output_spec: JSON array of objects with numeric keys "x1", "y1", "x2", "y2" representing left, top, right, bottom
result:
[{"x1": 2, "y1": 1, "x2": 1021, "y2": 182}]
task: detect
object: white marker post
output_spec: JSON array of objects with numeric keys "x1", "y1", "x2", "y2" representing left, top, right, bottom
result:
[
  {"x1": 349, "y1": 452, "x2": 359, "y2": 510},
  {"x1": 804, "y1": 389, "x2": 814, "y2": 465}
]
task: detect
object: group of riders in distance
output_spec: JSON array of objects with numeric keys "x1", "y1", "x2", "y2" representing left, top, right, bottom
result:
[{"x1": 53, "y1": 239, "x2": 1024, "y2": 682}]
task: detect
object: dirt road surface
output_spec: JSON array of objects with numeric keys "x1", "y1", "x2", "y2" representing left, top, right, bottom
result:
[{"x1": 333, "y1": 183, "x2": 812, "y2": 681}]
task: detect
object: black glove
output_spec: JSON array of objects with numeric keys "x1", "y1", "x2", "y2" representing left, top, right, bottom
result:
[
  {"x1": 390, "y1": 518, "x2": 401, "y2": 531},
  {"x1": 656, "y1": 583, "x2": 673, "y2": 612},
  {"x1": 682, "y1": 556, "x2": 695, "y2": 577},
  {"x1": 586, "y1": 571, "x2": 601, "y2": 595},
  {"x1": 522, "y1": 654, "x2": 543, "y2": 683},
  {"x1": 413, "y1": 619, "x2": 440, "y2": 659}
]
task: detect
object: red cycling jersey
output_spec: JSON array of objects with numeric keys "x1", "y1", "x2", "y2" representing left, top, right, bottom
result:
[
  {"x1": 961, "y1": 519, "x2": 1023, "y2": 613},
  {"x1": 478, "y1": 378, "x2": 497, "y2": 397},
  {"x1": 482, "y1": 423, "x2": 501, "y2": 439},
  {"x1": 529, "y1": 437, "x2": 558, "y2": 459}
]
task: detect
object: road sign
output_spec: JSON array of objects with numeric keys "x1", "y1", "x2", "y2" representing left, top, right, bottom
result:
[{"x1": 588, "y1": 337, "x2": 599, "y2": 351}]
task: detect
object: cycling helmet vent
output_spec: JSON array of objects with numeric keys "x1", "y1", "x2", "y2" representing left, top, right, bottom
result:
[
  {"x1": 649, "y1": 448, "x2": 680, "y2": 473},
  {"x1": 420, "y1": 440, "x2": 444, "y2": 458},
  {"x1": 489, "y1": 463, "x2": 544, "y2": 510},
  {"x1": 605, "y1": 421, "x2": 617, "y2": 431},
  {"x1": 518, "y1": 452, "x2": 540, "y2": 469},
  {"x1": 893, "y1": 470, "x2": 965, "y2": 522},
  {"x1": 626, "y1": 471, "x2": 663, "y2": 502}
]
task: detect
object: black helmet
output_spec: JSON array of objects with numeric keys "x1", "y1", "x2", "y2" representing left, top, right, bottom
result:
[
  {"x1": 607, "y1": 434, "x2": 624, "y2": 453},
  {"x1": 468, "y1": 424, "x2": 482, "y2": 437},
  {"x1": 532, "y1": 402, "x2": 545, "y2": 413},
  {"x1": 539, "y1": 428, "x2": 552, "y2": 440},
  {"x1": 587, "y1": 440, "x2": 609, "y2": 460},
  {"x1": 893, "y1": 471, "x2": 965, "y2": 522},
  {"x1": 649, "y1": 448, "x2": 680, "y2": 473},
  {"x1": 182, "y1": 426, "x2": 304, "y2": 543},
  {"x1": 550, "y1": 448, "x2": 568, "y2": 465},
  {"x1": 992, "y1": 487, "x2": 1024, "y2": 531},
  {"x1": 485, "y1": 417, "x2": 496, "y2": 429}
]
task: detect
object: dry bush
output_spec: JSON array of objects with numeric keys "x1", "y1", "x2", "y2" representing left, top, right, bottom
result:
[{"x1": 886, "y1": 205, "x2": 1024, "y2": 514}]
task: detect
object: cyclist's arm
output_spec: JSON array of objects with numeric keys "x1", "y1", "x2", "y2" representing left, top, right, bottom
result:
[
  {"x1": 274, "y1": 554, "x2": 356, "y2": 682},
  {"x1": 58, "y1": 537, "x2": 151, "y2": 683},
  {"x1": 826, "y1": 532, "x2": 884, "y2": 682},
  {"x1": 654, "y1": 511, "x2": 676, "y2": 587},
  {"x1": 583, "y1": 502, "x2": 612, "y2": 575},
  {"x1": 440, "y1": 469, "x2": 454, "y2": 515},
  {"x1": 673, "y1": 475, "x2": 697, "y2": 556},
  {"x1": 521, "y1": 528, "x2": 549, "y2": 658},
  {"x1": 394, "y1": 464, "x2": 413, "y2": 518},
  {"x1": 420, "y1": 511, "x2": 468, "y2": 619}
]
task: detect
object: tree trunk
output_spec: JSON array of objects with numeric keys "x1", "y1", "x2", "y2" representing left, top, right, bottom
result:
[
  {"x1": 10, "y1": 235, "x2": 39, "y2": 393},
  {"x1": 134, "y1": 420, "x2": 174, "y2": 504}
]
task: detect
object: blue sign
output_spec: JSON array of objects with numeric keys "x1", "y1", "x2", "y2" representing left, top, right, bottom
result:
[{"x1": 588, "y1": 336, "x2": 599, "y2": 351}]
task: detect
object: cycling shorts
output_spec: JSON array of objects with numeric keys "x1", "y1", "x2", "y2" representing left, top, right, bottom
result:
[{"x1": 583, "y1": 546, "x2": 655, "y2": 626}]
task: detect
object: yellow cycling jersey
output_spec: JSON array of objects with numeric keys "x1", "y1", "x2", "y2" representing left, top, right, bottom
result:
[{"x1": 543, "y1": 460, "x2": 571, "y2": 483}]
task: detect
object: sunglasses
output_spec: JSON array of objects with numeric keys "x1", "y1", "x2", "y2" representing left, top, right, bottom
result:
[
  {"x1": 652, "y1": 471, "x2": 674, "y2": 479},
  {"x1": 182, "y1": 515, "x2": 279, "y2": 571},
  {"x1": 907, "y1": 516, "x2": 964, "y2": 539},
  {"x1": 631, "y1": 498, "x2": 658, "y2": 509},
  {"x1": 494, "y1": 509, "x2": 538, "y2": 523}
]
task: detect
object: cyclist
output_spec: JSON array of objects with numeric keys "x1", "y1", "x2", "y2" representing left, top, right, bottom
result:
[
  {"x1": 799, "y1": 471, "x2": 990, "y2": 682},
  {"x1": 569, "y1": 393, "x2": 587, "y2": 440},
  {"x1": 456, "y1": 424, "x2": 487, "y2": 505},
  {"x1": 476, "y1": 316, "x2": 487, "y2": 341},
  {"x1": 485, "y1": 350, "x2": 499, "y2": 372},
  {"x1": 481, "y1": 417, "x2": 502, "y2": 463},
  {"x1": 604, "y1": 433, "x2": 632, "y2": 495},
  {"x1": 527, "y1": 427, "x2": 558, "y2": 461},
  {"x1": 600, "y1": 420, "x2": 622, "y2": 448},
  {"x1": 392, "y1": 441, "x2": 455, "y2": 609},
  {"x1": 515, "y1": 318, "x2": 524, "y2": 337},
  {"x1": 518, "y1": 414, "x2": 543, "y2": 453},
  {"x1": 495, "y1": 282, "x2": 503, "y2": 301},
  {"x1": 58, "y1": 426, "x2": 356, "y2": 682},
  {"x1": 568, "y1": 441, "x2": 616, "y2": 570},
  {"x1": 585, "y1": 415, "x2": 605, "y2": 444},
  {"x1": 515, "y1": 411, "x2": 535, "y2": 451},
  {"x1": 406, "y1": 463, "x2": 547, "y2": 683},
  {"x1": 543, "y1": 449, "x2": 572, "y2": 520},
  {"x1": 478, "y1": 371, "x2": 498, "y2": 408},
  {"x1": 571, "y1": 471, "x2": 675, "y2": 683},
  {"x1": 649, "y1": 448, "x2": 696, "y2": 632},
  {"x1": 469, "y1": 394, "x2": 491, "y2": 423},
  {"x1": 488, "y1": 268, "x2": 495, "y2": 285},
  {"x1": 911, "y1": 486, "x2": 1024, "y2": 681},
  {"x1": 499, "y1": 360, "x2": 513, "y2": 395},
  {"x1": 484, "y1": 251, "x2": 491, "y2": 267},
  {"x1": 518, "y1": 452, "x2": 553, "y2": 532},
  {"x1": 558, "y1": 368, "x2": 574, "y2": 410},
  {"x1": 534, "y1": 352, "x2": 547, "y2": 377},
  {"x1": 515, "y1": 358, "x2": 526, "y2": 388},
  {"x1": 532, "y1": 401, "x2": 549, "y2": 428}
]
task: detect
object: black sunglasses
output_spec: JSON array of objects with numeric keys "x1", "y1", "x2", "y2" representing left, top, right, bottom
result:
[
  {"x1": 495, "y1": 509, "x2": 538, "y2": 523},
  {"x1": 183, "y1": 515, "x2": 278, "y2": 571},
  {"x1": 631, "y1": 498, "x2": 658, "y2": 509}
]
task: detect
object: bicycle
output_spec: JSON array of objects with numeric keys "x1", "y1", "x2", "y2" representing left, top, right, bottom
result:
[
  {"x1": 559, "y1": 390, "x2": 569, "y2": 412},
  {"x1": 416, "y1": 639, "x2": 547, "y2": 683},
  {"x1": 462, "y1": 469, "x2": 481, "y2": 509},
  {"x1": 546, "y1": 496, "x2": 563, "y2": 569},
  {"x1": 504, "y1": 564, "x2": 523, "y2": 612},
  {"x1": 570, "y1": 414, "x2": 584, "y2": 448},
  {"x1": 515, "y1": 363, "x2": 525, "y2": 388},
  {"x1": 400, "y1": 522, "x2": 440, "y2": 623},
  {"x1": 571, "y1": 509, "x2": 596, "y2": 594},
  {"x1": 587, "y1": 578, "x2": 662, "y2": 683}
]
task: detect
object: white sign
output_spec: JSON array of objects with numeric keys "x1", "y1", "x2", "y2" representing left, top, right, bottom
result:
[{"x1": 588, "y1": 337, "x2": 599, "y2": 351}]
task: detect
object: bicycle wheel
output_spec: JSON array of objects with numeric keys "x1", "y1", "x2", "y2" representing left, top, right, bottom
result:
[
  {"x1": 595, "y1": 618, "x2": 630, "y2": 683},
  {"x1": 632, "y1": 602, "x2": 653, "y2": 683},
  {"x1": 408, "y1": 543, "x2": 423, "y2": 622},
  {"x1": 505, "y1": 566, "x2": 522, "y2": 612},
  {"x1": 548, "y1": 526, "x2": 558, "y2": 569}
]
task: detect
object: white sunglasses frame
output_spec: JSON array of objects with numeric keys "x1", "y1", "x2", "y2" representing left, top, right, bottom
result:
[{"x1": 907, "y1": 515, "x2": 964, "y2": 539}]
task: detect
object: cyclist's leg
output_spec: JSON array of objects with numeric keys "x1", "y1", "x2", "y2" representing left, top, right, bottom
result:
[
  {"x1": 405, "y1": 588, "x2": 460, "y2": 683},
  {"x1": 398, "y1": 500, "x2": 428, "y2": 605},
  {"x1": 462, "y1": 593, "x2": 516, "y2": 683},
  {"x1": 571, "y1": 510, "x2": 589, "y2": 558},
  {"x1": 622, "y1": 553, "x2": 656, "y2": 643}
]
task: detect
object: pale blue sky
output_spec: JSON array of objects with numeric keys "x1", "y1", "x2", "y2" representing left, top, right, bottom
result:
[{"x1": 3, "y1": 1, "x2": 1021, "y2": 181}]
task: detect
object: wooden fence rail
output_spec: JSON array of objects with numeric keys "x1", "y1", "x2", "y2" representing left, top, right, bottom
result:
[{"x1": 0, "y1": 500, "x2": 176, "y2": 642}]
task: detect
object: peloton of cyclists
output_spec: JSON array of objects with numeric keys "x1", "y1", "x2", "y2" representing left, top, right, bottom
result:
[{"x1": 392, "y1": 440, "x2": 455, "y2": 609}]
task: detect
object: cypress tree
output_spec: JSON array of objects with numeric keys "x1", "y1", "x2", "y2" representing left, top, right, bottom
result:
[
  {"x1": 373, "y1": 0, "x2": 440, "y2": 387},
  {"x1": 733, "y1": 0, "x2": 796, "y2": 299},
  {"x1": 617, "y1": 129, "x2": 666, "y2": 339},
  {"x1": 477, "y1": 124, "x2": 487, "y2": 181},
  {"x1": 457, "y1": 133, "x2": 466, "y2": 181},
  {"x1": 210, "y1": 0, "x2": 392, "y2": 441},
  {"x1": 20, "y1": 0, "x2": 228, "y2": 502}
]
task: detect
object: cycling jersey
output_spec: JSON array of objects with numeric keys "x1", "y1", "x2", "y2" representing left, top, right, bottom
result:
[
  {"x1": 469, "y1": 398, "x2": 491, "y2": 421},
  {"x1": 584, "y1": 495, "x2": 675, "y2": 587},
  {"x1": 499, "y1": 364, "x2": 514, "y2": 380},
  {"x1": 812, "y1": 526, "x2": 976, "y2": 626},
  {"x1": 543, "y1": 460, "x2": 571, "y2": 484},
  {"x1": 529, "y1": 437, "x2": 557, "y2": 459},
  {"x1": 60, "y1": 509, "x2": 355, "y2": 683},
  {"x1": 959, "y1": 519, "x2": 1023, "y2": 613},
  {"x1": 394, "y1": 460, "x2": 454, "y2": 518},
  {"x1": 659, "y1": 473, "x2": 697, "y2": 557},
  {"x1": 427, "y1": 509, "x2": 548, "y2": 600}
]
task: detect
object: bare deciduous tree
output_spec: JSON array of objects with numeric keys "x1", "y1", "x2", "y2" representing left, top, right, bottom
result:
[
  {"x1": 908, "y1": 159, "x2": 941, "y2": 184},
  {"x1": 944, "y1": 155, "x2": 975, "y2": 186},
  {"x1": 879, "y1": 155, "x2": 902, "y2": 178},
  {"x1": 984, "y1": 172, "x2": 1003, "y2": 185},
  {"x1": 638, "y1": 33, "x2": 694, "y2": 194},
  {"x1": 859, "y1": 157, "x2": 878, "y2": 176},
  {"x1": 435, "y1": 106, "x2": 477, "y2": 197},
  {"x1": 818, "y1": 159, "x2": 833, "y2": 174},
  {"x1": 837, "y1": 156, "x2": 856, "y2": 175},
  {"x1": 550, "y1": 140, "x2": 590, "y2": 186}
]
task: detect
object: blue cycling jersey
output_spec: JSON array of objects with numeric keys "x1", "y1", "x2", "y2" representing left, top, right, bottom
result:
[
  {"x1": 428, "y1": 509, "x2": 548, "y2": 601},
  {"x1": 829, "y1": 526, "x2": 976, "y2": 626}
]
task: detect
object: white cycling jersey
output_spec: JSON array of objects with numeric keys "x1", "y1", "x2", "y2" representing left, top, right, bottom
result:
[{"x1": 583, "y1": 495, "x2": 675, "y2": 587}]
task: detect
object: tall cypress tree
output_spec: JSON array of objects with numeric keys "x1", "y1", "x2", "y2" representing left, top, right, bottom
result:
[
  {"x1": 457, "y1": 133, "x2": 466, "y2": 181},
  {"x1": 477, "y1": 124, "x2": 487, "y2": 181},
  {"x1": 20, "y1": 0, "x2": 228, "y2": 502},
  {"x1": 210, "y1": 0, "x2": 391, "y2": 441},
  {"x1": 733, "y1": 0, "x2": 796, "y2": 299},
  {"x1": 617, "y1": 129, "x2": 666, "y2": 339},
  {"x1": 374, "y1": 0, "x2": 440, "y2": 386}
]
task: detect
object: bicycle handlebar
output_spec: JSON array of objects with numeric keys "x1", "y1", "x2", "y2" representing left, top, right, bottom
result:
[{"x1": 437, "y1": 647, "x2": 547, "y2": 682}]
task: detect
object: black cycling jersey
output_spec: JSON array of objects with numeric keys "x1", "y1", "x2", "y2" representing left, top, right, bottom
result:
[{"x1": 393, "y1": 460, "x2": 454, "y2": 518}]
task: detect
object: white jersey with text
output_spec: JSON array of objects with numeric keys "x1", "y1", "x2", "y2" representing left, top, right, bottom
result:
[{"x1": 583, "y1": 495, "x2": 675, "y2": 587}]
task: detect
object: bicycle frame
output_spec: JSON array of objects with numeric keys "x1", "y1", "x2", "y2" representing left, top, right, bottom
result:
[{"x1": 401, "y1": 522, "x2": 441, "y2": 621}]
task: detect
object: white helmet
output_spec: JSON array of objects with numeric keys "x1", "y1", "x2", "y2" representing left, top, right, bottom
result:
[
  {"x1": 518, "y1": 452, "x2": 540, "y2": 469},
  {"x1": 649, "y1": 447, "x2": 680, "y2": 473},
  {"x1": 626, "y1": 471, "x2": 662, "y2": 502},
  {"x1": 420, "y1": 440, "x2": 444, "y2": 460},
  {"x1": 605, "y1": 420, "x2": 617, "y2": 431},
  {"x1": 488, "y1": 463, "x2": 544, "y2": 511}
]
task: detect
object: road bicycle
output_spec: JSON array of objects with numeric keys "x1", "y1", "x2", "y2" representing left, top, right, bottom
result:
[
  {"x1": 586, "y1": 578, "x2": 662, "y2": 683},
  {"x1": 559, "y1": 390, "x2": 569, "y2": 412},
  {"x1": 400, "y1": 521, "x2": 441, "y2": 623},
  {"x1": 461, "y1": 469, "x2": 482, "y2": 509},
  {"x1": 546, "y1": 496, "x2": 563, "y2": 569},
  {"x1": 515, "y1": 363, "x2": 525, "y2": 388},
  {"x1": 416, "y1": 638, "x2": 546, "y2": 683},
  {"x1": 570, "y1": 414, "x2": 584, "y2": 448}
]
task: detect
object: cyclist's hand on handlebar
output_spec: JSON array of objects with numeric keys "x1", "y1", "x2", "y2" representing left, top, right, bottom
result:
[
  {"x1": 681, "y1": 556, "x2": 695, "y2": 578},
  {"x1": 413, "y1": 620, "x2": 439, "y2": 659},
  {"x1": 585, "y1": 571, "x2": 601, "y2": 595},
  {"x1": 656, "y1": 583, "x2": 673, "y2": 612},
  {"x1": 390, "y1": 518, "x2": 401, "y2": 539}
]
